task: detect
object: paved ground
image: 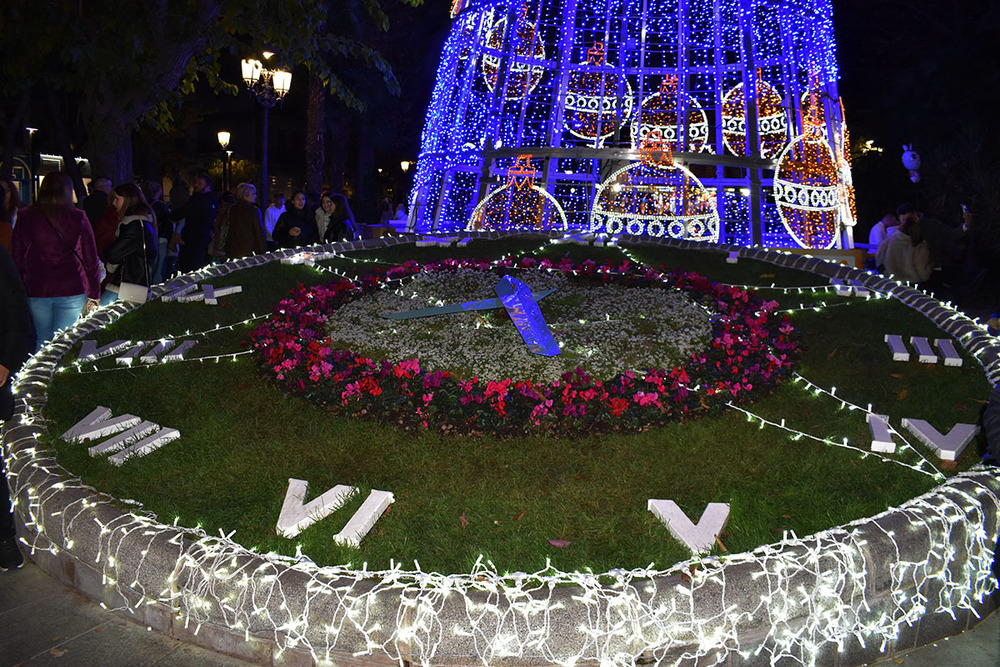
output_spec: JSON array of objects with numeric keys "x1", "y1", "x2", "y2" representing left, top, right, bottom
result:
[{"x1": 0, "y1": 554, "x2": 997, "y2": 666}]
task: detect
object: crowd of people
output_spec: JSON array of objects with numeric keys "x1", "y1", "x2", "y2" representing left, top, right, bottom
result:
[
  {"x1": 0, "y1": 172, "x2": 366, "y2": 354},
  {"x1": 868, "y1": 201, "x2": 994, "y2": 309}
]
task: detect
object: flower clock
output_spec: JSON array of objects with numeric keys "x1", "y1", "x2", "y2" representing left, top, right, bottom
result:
[{"x1": 251, "y1": 256, "x2": 798, "y2": 437}]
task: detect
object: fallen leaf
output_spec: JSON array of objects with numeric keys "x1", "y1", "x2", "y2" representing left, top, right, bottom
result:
[
  {"x1": 893, "y1": 657, "x2": 904, "y2": 664},
  {"x1": 459, "y1": 513, "x2": 469, "y2": 527},
  {"x1": 760, "y1": 274, "x2": 775, "y2": 279},
  {"x1": 890, "y1": 373, "x2": 905, "y2": 379},
  {"x1": 781, "y1": 514, "x2": 791, "y2": 518},
  {"x1": 548, "y1": 539, "x2": 572, "y2": 548},
  {"x1": 827, "y1": 347, "x2": 837, "y2": 359},
  {"x1": 970, "y1": 397, "x2": 988, "y2": 405},
  {"x1": 954, "y1": 403, "x2": 967, "y2": 412},
  {"x1": 513, "y1": 511, "x2": 527, "y2": 521},
  {"x1": 49, "y1": 649, "x2": 67, "y2": 658},
  {"x1": 898, "y1": 389, "x2": 908, "y2": 400}
]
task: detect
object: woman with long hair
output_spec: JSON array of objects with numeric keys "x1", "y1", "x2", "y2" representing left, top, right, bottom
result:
[
  {"x1": 322, "y1": 192, "x2": 358, "y2": 243},
  {"x1": 102, "y1": 183, "x2": 158, "y2": 304},
  {"x1": 11, "y1": 172, "x2": 101, "y2": 349},
  {"x1": 0, "y1": 178, "x2": 25, "y2": 252}
]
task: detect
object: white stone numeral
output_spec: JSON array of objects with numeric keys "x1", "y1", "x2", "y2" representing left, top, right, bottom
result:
[
  {"x1": 276, "y1": 478, "x2": 394, "y2": 547},
  {"x1": 141, "y1": 341, "x2": 178, "y2": 364},
  {"x1": 63, "y1": 406, "x2": 180, "y2": 465},
  {"x1": 934, "y1": 338, "x2": 963, "y2": 367},
  {"x1": 116, "y1": 343, "x2": 146, "y2": 366},
  {"x1": 203, "y1": 284, "x2": 242, "y2": 305},
  {"x1": 161, "y1": 283, "x2": 198, "y2": 302},
  {"x1": 647, "y1": 499, "x2": 729, "y2": 554},
  {"x1": 62, "y1": 407, "x2": 140, "y2": 442},
  {"x1": 884, "y1": 335, "x2": 909, "y2": 361},
  {"x1": 107, "y1": 429, "x2": 180, "y2": 467},
  {"x1": 79, "y1": 340, "x2": 131, "y2": 361},
  {"x1": 164, "y1": 340, "x2": 197, "y2": 361},
  {"x1": 867, "y1": 413, "x2": 895, "y2": 453},
  {"x1": 910, "y1": 336, "x2": 937, "y2": 363},
  {"x1": 901, "y1": 419, "x2": 980, "y2": 461}
]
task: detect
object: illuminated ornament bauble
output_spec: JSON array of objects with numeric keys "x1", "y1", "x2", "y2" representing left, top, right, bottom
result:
[
  {"x1": 590, "y1": 140, "x2": 720, "y2": 242},
  {"x1": 632, "y1": 76, "x2": 709, "y2": 153},
  {"x1": 563, "y1": 42, "x2": 634, "y2": 145},
  {"x1": 773, "y1": 123, "x2": 842, "y2": 249},
  {"x1": 481, "y1": 10, "x2": 546, "y2": 100},
  {"x1": 467, "y1": 155, "x2": 568, "y2": 232},
  {"x1": 722, "y1": 77, "x2": 788, "y2": 158},
  {"x1": 835, "y1": 99, "x2": 857, "y2": 229}
]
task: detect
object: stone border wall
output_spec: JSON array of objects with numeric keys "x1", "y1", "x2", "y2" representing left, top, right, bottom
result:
[{"x1": 3, "y1": 233, "x2": 998, "y2": 667}]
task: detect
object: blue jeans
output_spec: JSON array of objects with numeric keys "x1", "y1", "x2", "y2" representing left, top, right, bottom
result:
[{"x1": 27, "y1": 294, "x2": 87, "y2": 351}]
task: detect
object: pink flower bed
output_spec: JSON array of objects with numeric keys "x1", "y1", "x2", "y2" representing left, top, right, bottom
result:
[{"x1": 250, "y1": 257, "x2": 798, "y2": 437}]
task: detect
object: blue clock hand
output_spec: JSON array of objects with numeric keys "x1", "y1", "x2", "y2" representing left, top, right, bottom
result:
[
  {"x1": 494, "y1": 275, "x2": 561, "y2": 357},
  {"x1": 380, "y1": 288, "x2": 556, "y2": 320}
]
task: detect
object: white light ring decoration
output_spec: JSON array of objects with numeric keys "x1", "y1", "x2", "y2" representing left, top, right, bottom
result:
[
  {"x1": 631, "y1": 90, "x2": 710, "y2": 152},
  {"x1": 563, "y1": 68, "x2": 635, "y2": 142},
  {"x1": 774, "y1": 133, "x2": 842, "y2": 250},
  {"x1": 590, "y1": 162, "x2": 721, "y2": 243},
  {"x1": 466, "y1": 182, "x2": 569, "y2": 232},
  {"x1": 480, "y1": 16, "x2": 547, "y2": 101},
  {"x1": 4, "y1": 234, "x2": 1000, "y2": 667}
]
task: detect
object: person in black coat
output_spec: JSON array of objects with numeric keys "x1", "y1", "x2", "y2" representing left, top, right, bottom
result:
[
  {"x1": 0, "y1": 244, "x2": 34, "y2": 569},
  {"x1": 102, "y1": 183, "x2": 158, "y2": 304},
  {"x1": 171, "y1": 173, "x2": 218, "y2": 272},
  {"x1": 273, "y1": 190, "x2": 318, "y2": 248}
]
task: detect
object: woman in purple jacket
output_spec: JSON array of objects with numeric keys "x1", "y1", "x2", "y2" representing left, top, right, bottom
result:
[{"x1": 11, "y1": 172, "x2": 101, "y2": 350}]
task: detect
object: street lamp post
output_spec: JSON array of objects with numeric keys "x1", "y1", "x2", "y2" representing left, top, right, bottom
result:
[
  {"x1": 217, "y1": 131, "x2": 231, "y2": 192},
  {"x1": 240, "y1": 53, "x2": 292, "y2": 207},
  {"x1": 25, "y1": 127, "x2": 38, "y2": 202}
]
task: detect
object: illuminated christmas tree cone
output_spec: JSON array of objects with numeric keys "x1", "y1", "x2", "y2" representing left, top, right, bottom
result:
[
  {"x1": 409, "y1": 0, "x2": 851, "y2": 250},
  {"x1": 591, "y1": 130, "x2": 720, "y2": 242},
  {"x1": 467, "y1": 155, "x2": 568, "y2": 232},
  {"x1": 773, "y1": 84, "x2": 842, "y2": 249}
]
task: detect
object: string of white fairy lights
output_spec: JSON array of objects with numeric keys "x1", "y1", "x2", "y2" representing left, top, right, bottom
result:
[{"x1": 4, "y1": 234, "x2": 999, "y2": 666}]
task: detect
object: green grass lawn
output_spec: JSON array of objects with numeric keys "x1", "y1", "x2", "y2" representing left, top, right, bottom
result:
[{"x1": 41, "y1": 238, "x2": 991, "y2": 574}]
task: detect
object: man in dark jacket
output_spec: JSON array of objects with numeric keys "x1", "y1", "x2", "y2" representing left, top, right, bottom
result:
[
  {"x1": 172, "y1": 173, "x2": 218, "y2": 273},
  {"x1": 0, "y1": 244, "x2": 35, "y2": 569},
  {"x1": 79, "y1": 177, "x2": 112, "y2": 230}
]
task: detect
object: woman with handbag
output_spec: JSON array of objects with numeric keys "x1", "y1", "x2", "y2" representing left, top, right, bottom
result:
[
  {"x1": 11, "y1": 172, "x2": 101, "y2": 350},
  {"x1": 102, "y1": 183, "x2": 158, "y2": 305}
]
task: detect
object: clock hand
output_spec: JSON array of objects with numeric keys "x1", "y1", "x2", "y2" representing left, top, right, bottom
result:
[
  {"x1": 494, "y1": 275, "x2": 561, "y2": 357},
  {"x1": 381, "y1": 288, "x2": 556, "y2": 320}
]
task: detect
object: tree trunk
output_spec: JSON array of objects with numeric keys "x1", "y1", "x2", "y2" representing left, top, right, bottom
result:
[
  {"x1": 1, "y1": 89, "x2": 31, "y2": 181},
  {"x1": 46, "y1": 89, "x2": 88, "y2": 202},
  {"x1": 86, "y1": 117, "x2": 134, "y2": 188},
  {"x1": 305, "y1": 71, "x2": 327, "y2": 196}
]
